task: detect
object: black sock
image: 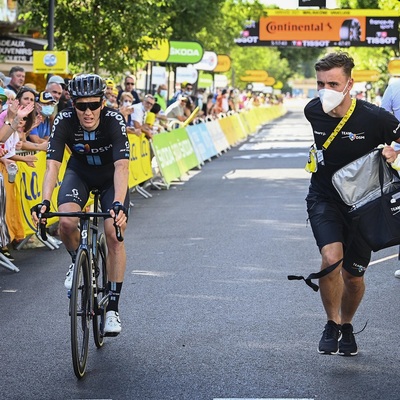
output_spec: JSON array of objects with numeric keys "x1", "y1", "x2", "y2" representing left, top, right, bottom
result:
[
  {"x1": 107, "y1": 281, "x2": 123, "y2": 312},
  {"x1": 68, "y1": 250, "x2": 77, "y2": 263}
]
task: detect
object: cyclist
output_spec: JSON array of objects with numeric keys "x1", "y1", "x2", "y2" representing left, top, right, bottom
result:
[{"x1": 31, "y1": 73, "x2": 130, "y2": 336}]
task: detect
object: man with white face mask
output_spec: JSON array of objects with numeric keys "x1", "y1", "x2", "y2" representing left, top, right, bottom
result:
[
  {"x1": 28, "y1": 91, "x2": 58, "y2": 144},
  {"x1": 303, "y1": 52, "x2": 400, "y2": 357}
]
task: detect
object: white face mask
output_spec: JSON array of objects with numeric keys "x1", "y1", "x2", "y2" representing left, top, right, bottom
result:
[
  {"x1": 41, "y1": 105, "x2": 55, "y2": 117},
  {"x1": 318, "y1": 80, "x2": 350, "y2": 113},
  {"x1": 123, "y1": 100, "x2": 132, "y2": 107}
]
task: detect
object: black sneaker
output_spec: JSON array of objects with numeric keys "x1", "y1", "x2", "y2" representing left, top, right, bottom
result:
[
  {"x1": 338, "y1": 323, "x2": 358, "y2": 356},
  {"x1": 318, "y1": 320, "x2": 342, "y2": 355}
]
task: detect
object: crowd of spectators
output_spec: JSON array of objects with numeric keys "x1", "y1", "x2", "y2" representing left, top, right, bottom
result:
[{"x1": 0, "y1": 66, "x2": 278, "y2": 265}]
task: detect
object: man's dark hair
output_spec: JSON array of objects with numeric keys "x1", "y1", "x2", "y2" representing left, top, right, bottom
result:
[
  {"x1": 9, "y1": 66, "x2": 24, "y2": 76},
  {"x1": 150, "y1": 103, "x2": 161, "y2": 114},
  {"x1": 315, "y1": 52, "x2": 355, "y2": 77}
]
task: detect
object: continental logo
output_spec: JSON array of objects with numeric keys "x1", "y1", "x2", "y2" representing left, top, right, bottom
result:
[
  {"x1": 264, "y1": 21, "x2": 331, "y2": 34},
  {"x1": 259, "y1": 16, "x2": 366, "y2": 41}
]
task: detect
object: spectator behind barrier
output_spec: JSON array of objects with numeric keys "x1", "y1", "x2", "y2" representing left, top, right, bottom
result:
[
  {"x1": 118, "y1": 91, "x2": 140, "y2": 136},
  {"x1": 165, "y1": 95, "x2": 190, "y2": 123},
  {"x1": 57, "y1": 77, "x2": 73, "y2": 111},
  {"x1": 117, "y1": 75, "x2": 140, "y2": 106},
  {"x1": 7, "y1": 66, "x2": 25, "y2": 95},
  {"x1": 0, "y1": 86, "x2": 36, "y2": 144},
  {"x1": 202, "y1": 94, "x2": 215, "y2": 117},
  {"x1": 154, "y1": 84, "x2": 168, "y2": 111},
  {"x1": 29, "y1": 91, "x2": 58, "y2": 144},
  {"x1": 130, "y1": 94, "x2": 155, "y2": 139}
]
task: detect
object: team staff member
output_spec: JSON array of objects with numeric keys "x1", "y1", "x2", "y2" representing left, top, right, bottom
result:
[
  {"x1": 303, "y1": 52, "x2": 400, "y2": 356},
  {"x1": 32, "y1": 74, "x2": 130, "y2": 336}
]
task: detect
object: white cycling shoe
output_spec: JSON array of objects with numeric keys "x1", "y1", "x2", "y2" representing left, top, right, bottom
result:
[
  {"x1": 64, "y1": 264, "x2": 74, "y2": 289},
  {"x1": 104, "y1": 311, "x2": 122, "y2": 337}
]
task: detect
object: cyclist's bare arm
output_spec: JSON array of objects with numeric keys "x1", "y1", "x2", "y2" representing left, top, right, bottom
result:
[
  {"x1": 111, "y1": 158, "x2": 129, "y2": 227},
  {"x1": 31, "y1": 159, "x2": 62, "y2": 224}
]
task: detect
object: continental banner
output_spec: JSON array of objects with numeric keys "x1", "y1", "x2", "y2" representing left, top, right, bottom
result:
[
  {"x1": 235, "y1": 10, "x2": 399, "y2": 48},
  {"x1": 128, "y1": 133, "x2": 153, "y2": 188}
]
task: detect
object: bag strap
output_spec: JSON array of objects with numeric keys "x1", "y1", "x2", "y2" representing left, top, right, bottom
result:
[
  {"x1": 287, "y1": 258, "x2": 343, "y2": 292},
  {"x1": 322, "y1": 99, "x2": 356, "y2": 151}
]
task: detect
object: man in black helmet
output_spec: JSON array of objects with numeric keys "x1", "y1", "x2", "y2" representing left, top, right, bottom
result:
[{"x1": 31, "y1": 73, "x2": 130, "y2": 336}]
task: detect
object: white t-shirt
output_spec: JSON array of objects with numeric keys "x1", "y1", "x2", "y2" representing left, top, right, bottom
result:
[
  {"x1": 130, "y1": 103, "x2": 146, "y2": 125},
  {"x1": 2, "y1": 130, "x2": 19, "y2": 158}
]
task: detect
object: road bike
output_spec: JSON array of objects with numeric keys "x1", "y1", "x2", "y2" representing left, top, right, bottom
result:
[{"x1": 38, "y1": 190, "x2": 123, "y2": 379}]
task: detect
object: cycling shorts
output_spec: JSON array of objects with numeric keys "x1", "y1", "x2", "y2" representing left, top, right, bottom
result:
[{"x1": 58, "y1": 163, "x2": 129, "y2": 220}]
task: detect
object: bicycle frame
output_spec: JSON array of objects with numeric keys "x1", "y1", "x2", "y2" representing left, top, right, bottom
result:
[{"x1": 37, "y1": 191, "x2": 123, "y2": 378}]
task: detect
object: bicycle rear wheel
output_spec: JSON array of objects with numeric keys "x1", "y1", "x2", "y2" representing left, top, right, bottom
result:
[
  {"x1": 93, "y1": 233, "x2": 108, "y2": 348},
  {"x1": 70, "y1": 249, "x2": 91, "y2": 379}
]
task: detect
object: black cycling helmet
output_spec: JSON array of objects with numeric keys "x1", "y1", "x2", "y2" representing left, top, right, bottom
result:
[{"x1": 68, "y1": 73, "x2": 106, "y2": 99}]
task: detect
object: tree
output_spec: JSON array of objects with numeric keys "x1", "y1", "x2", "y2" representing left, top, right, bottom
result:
[{"x1": 17, "y1": 0, "x2": 171, "y2": 74}]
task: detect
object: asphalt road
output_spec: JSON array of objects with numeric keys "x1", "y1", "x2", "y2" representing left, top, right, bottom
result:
[{"x1": 2, "y1": 98, "x2": 400, "y2": 400}]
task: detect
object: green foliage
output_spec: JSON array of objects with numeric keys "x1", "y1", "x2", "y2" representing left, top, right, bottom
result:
[
  {"x1": 338, "y1": 0, "x2": 379, "y2": 7},
  {"x1": 17, "y1": 0, "x2": 171, "y2": 74},
  {"x1": 14, "y1": 0, "x2": 400, "y2": 94},
  {"x1": 229, "y1": 46, "x2": 291, "y2": 89}
]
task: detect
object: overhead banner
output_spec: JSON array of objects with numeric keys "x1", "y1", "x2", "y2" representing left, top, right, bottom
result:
[
  {"x1": 167, "y1": 41, "x2": 204, "y2": 64},
  {"x1": 193, "y1": 51, "x2": 218, "y2": 71},
  {"x1": 214, "y1": 54, "x2": 231, "y2": 72},
  {"x1": 235, "y1": 10, "x2": 399, "y2": 48},
  {"x1": 142, "y1": 39, "x2": 169, "y2": 62}
]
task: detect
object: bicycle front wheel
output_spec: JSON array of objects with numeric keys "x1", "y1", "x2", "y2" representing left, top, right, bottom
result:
[
  {"x1": 70, "y1": 249, "x2": 91, "y2": 379},
  {"x1": 93, "y1": 233, "x2": 108, "y2": 348}
]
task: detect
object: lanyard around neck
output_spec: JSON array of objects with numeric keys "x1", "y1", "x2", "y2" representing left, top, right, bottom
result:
[{"x1": 322, "y1": 98, "x2": 356, "y2": 151}]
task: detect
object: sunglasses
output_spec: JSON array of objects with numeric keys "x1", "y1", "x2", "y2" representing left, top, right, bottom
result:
[
  {"x1": 74, "y1": 101, "x2": 102, "y2": 112},
  {"x1": 126, "y1": 82, "x2": 135, "y2": 86}
]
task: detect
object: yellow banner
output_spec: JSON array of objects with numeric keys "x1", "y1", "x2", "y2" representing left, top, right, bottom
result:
[
  {"x1": 128, "y1": 133, "x2": 153, "y2": 188},
  {"x1": 33, "y1": 51, "x2": 69, "y2": 74},
  {"x1": 14, "y1": 150, "x2": 69, "y2": 236}
]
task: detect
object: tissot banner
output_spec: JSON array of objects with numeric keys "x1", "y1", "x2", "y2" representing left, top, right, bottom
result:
[{"x1": 235, "y1": 10, "x2": 399, "y2": 48}]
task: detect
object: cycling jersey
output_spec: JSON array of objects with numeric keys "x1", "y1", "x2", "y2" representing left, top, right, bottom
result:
[{"x1": 47, "y1": 106, "x2": 130, "y2": 166}]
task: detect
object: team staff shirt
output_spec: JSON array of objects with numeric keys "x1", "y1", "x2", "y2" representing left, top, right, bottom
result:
[
  {"x1": 47, "y1": 106, "x2": 130, "y2": 167},
  {"x1": 305, "y1": 98, "x2": 400, "y2": 203}
]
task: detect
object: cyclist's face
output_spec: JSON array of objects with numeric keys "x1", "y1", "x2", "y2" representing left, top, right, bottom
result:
[{"x1": 74, "y1": 97, "x2": 103, "y2": 131}]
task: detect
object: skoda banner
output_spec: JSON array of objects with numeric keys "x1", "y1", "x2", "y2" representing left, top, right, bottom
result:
[{"x1": 167, "y1": 41, "x2": 204, "y2": 64}]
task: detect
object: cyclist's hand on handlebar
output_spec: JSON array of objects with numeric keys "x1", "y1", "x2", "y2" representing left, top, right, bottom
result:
[
  {"x1": 109, "y1": 201, "x2": 128, "y2": 227},
  {"x1": 31, "y1": 200, "x2": 51, "y2": 224}
]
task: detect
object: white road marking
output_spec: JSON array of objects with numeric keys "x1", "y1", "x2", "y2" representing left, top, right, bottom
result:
[{"x1": 369, "y1": 253, "x2": 398, "y2": 265}]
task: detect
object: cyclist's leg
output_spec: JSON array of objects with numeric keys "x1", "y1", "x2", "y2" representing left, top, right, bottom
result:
[
  {"x1": 58, "y1": 168, "x2": 90, "y2": 256},
  {"x1": 100, "y1": 183, "x2": 129, "y2": 335},
  {"x1": 58, "y1": 168, "x2": 90, "y2": 289}
]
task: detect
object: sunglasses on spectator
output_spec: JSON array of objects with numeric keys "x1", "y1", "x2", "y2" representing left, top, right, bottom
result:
[
  {"x1": 74, "y1": 101, "x2": 102, "y2": 112},
  {"x1": 126, "y1": 82, "x2": 135, "y2": 86}
]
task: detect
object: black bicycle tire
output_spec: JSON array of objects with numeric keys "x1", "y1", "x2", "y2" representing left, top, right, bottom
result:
[
  {"x1": 70, "y1": 249, "x2": 91, "y2": 379},
  {"x1": 93, "y1": 233, "x2": 108, "y2": 348}
]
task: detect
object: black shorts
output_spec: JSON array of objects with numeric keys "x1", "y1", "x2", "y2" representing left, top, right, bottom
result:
[
  {"x1": 58, "y1": 163, "x2": 129, "y2": 219},
  {"x1": 306, "y1": 197, "x2": 371, "y2": 277}
]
